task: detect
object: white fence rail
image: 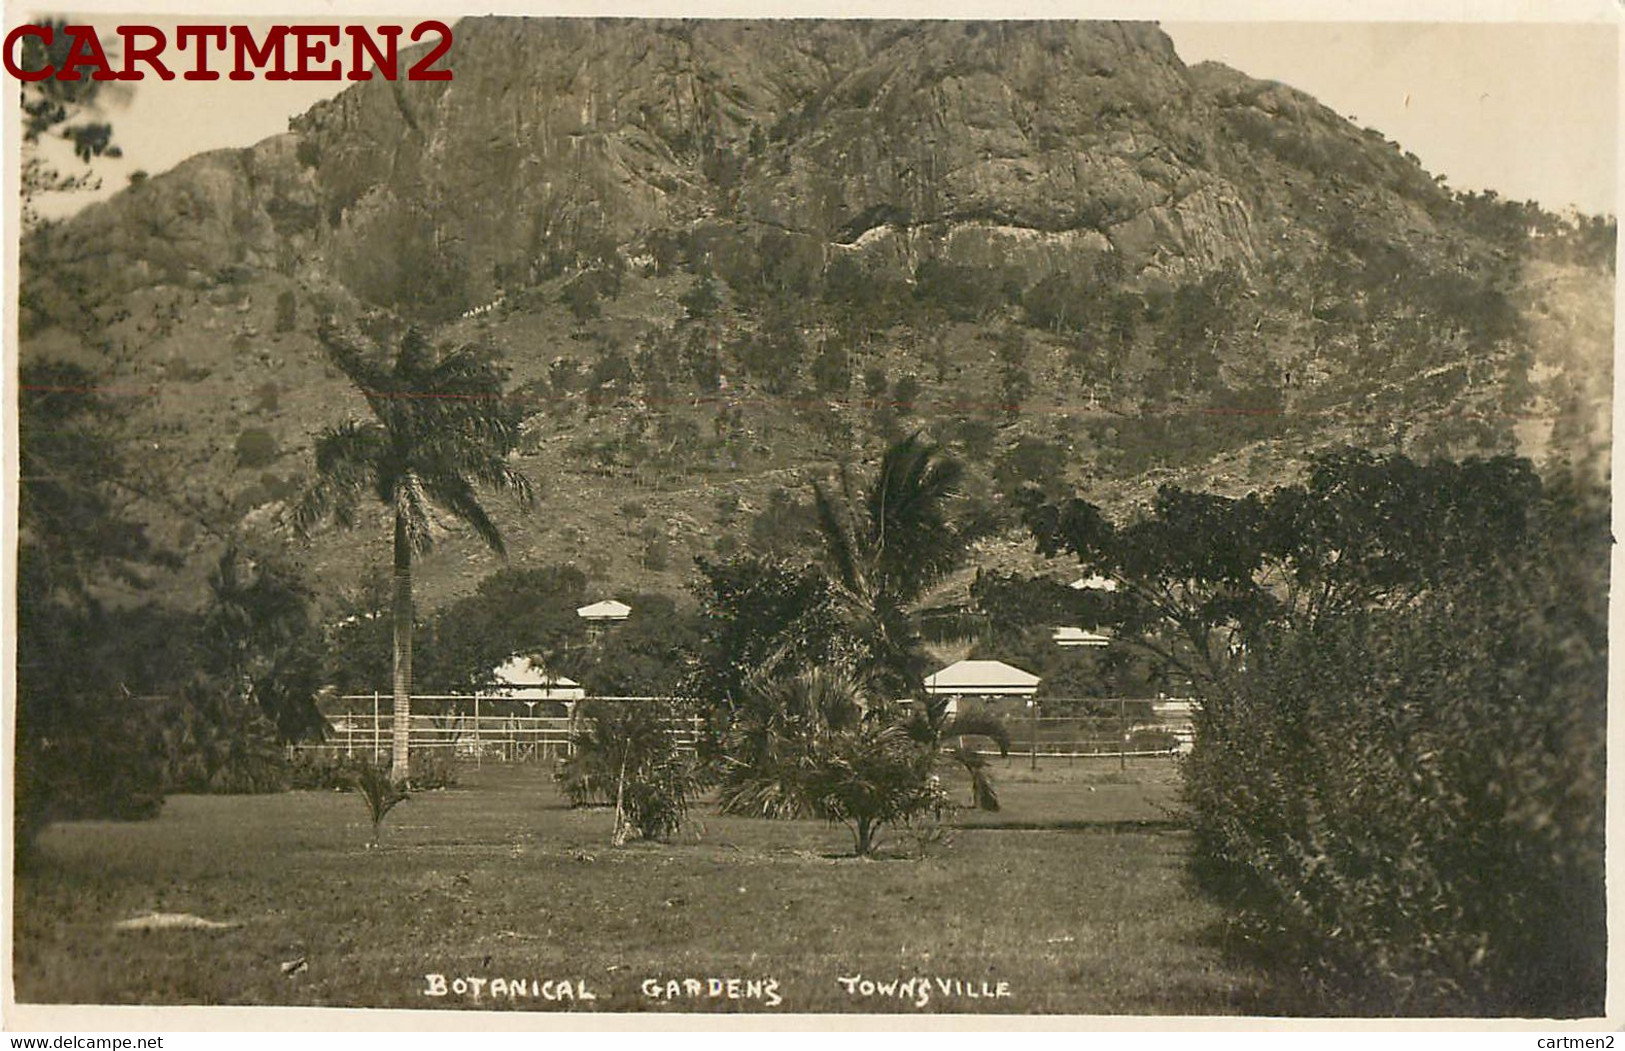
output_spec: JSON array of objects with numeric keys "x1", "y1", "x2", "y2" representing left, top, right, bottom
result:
[
  {"x1": 291, "y1": 694, "x2": 703, "y2": 763},
  {"x1": 292, "y1": 694, "x2": 1195, "y2": 765}
]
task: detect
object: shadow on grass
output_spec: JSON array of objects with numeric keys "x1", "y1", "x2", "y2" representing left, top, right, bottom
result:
[{"x1": 949, "y1": 817, "x2": 1187, "y2": 833}]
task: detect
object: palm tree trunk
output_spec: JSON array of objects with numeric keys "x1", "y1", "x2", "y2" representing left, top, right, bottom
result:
[
  {"x1": 611, "y1": 750, "x2": 629, "y2": 847},
  {"x1": 391, "y1": 512, "x2": 414, "y2": 784}
]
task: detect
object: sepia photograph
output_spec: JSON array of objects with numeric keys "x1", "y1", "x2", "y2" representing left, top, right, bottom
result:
[{"x1": 5, "y1": 2, "x2": 1616, "y2": 1027}]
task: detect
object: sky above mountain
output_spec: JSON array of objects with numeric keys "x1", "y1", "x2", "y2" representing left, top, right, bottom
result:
[
  {"x1": 1162, "y1": 21, "x2": 1616, "y2": 215},
  {"x1": 20, "y1": 15, "x2": 1619, "y2": 221}
]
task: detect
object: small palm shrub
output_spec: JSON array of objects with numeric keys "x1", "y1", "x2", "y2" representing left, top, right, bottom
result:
[
  {"x1": 556, "y1": 701, "x2": 702, "y2": 842},
  {"x1": 354, "y1": 759, "x2": 409, "y2": 847},
  {"x1": 718, "y1": 670, "x2": 966, "y2": 856}
]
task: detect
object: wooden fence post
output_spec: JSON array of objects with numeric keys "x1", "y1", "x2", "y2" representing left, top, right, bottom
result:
[
  {"x1": 1030, "y1": 699, "x2": 1038, "y2": 771},
  {"x1": 1119, "y1": 696, "x2": 1127, "y2": 772}
]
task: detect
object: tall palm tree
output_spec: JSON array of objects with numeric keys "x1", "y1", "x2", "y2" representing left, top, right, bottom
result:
[
  {"x1": 297, "y1": 318, "x2": 533, "y2": 782},
  {"x1": 811, "y1": 431, "x2": 967, "y2": 698}
]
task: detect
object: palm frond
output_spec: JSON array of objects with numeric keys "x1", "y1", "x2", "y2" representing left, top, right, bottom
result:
[
  {"x1": 940, "y1": 741, "x2": 999, "y2": 811},
  {"x1": 296, "y1": 421, "x2": 387, "y2": 535},
  {"x1": 454, "y1": 453, "x2": 535, "y2": 508},
  {"x1": 315, "y1": 319, "x2": 399, "y2": 422},
  {"x1": 426, "y1": 474, "x2": 506, "y2": 556},
  {"x1": 812, "y1": 476, "x2": 864, "y2": 596},
  {"x1": 861, "y1": 433, "x2": 967, "y2": 602},
  {"x1": 312, "y1": 419, "x2": 388, "y2": 479},
  {"x1": 967, "y1": 760, "x2": 1000, "y2": 812}
]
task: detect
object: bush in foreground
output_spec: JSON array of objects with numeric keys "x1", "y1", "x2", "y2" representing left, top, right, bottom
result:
[{"x1": 1184, "y1": 552, "x2": 1605, "y2": 1016}]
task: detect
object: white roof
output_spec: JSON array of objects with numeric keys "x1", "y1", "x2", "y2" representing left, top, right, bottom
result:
[
  {"x1": 576, "y1": 599, "x2": 632, "y2": 621},
  {"x1": 1053, "y1": 626, "x2": 1110, "y2": 647},
  {"x1": 489, "y1": 657, "x2": 584, "y2": 700},
  {"x1": 924, "y1": 659, "x2": 1041, "y2": 696},
  {"x1": 1070, "y1": 574, "x2": 1119, "y2": 592}
]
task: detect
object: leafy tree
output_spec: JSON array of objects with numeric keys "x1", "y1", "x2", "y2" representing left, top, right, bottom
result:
[
  {"x1": 152, "y1": 674, "x2": 290, "y2": 794},
  {"x1": 200, "y1": 546, "x2": 326, "y2": 742},
  {"x1": 734, "y1": 307, "x2": 805, "y2": 394},
  {"x1": 296, "y1": 318, "x2": 534, "y2": 781},
  {"x1": 680, "y1": 273, "x2": 721, "y2": 320},
  {"x1": 682, "y1": 555, "x2": 838, "y2": 695},
  {"x1": 323, "y1": 566, "x2": 394, "y2": 695},
  {"x1": 417, "y1": 565, "x2": 588, "y2": 691},
  {"x1": 16, "y1": 20, "x2": 124, "y2": 228},
  {"x1": 1183, "y1": 484, "x2": 1605, "y2": 1014},
  {"x1": 1026, "y1": 449, "x2": 1602, "y2": 1011},
  {"x1": 560, "y1": 269, "x2": 612, "y2": 321},
  {"x1": 811, "y1": 340, "x2": 852, "y2": 394},
  {"x1": 1256, "y1": 451, "x2": 1543, "y2": 624},
  {"x1": 579, "y1": 594, "x2": 701, "y2": 696},
  {"x1": 913, "y1": 259, "x2": 1008, "y2": 322},
  {"x1": 234, "y1": 427, "x2": 280, "y2": 468},
  {"x1": 1023, "y1": 450, "x2": 1548, "y2": 695},
  {"x1": 16, "y1": 361, "x2": 176, "y2": 854},
  {"x1": 1153, "y1": 265, "x2": 1242, "y2": 394}
]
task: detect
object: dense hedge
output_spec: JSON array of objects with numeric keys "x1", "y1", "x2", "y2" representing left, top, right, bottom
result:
[{"x1": 1183, "y1": 551, "x2": 1605, "y2": 1016}]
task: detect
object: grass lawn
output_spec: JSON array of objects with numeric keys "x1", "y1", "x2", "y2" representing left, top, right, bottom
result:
[{"x1": 13, "y1": 757, "x2": 1273, "y2": 1015}]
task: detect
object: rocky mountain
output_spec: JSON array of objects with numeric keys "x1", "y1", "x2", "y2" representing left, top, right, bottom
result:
[{"x1": 18, "y1": 18, "x2": 1614, "y2": 612}]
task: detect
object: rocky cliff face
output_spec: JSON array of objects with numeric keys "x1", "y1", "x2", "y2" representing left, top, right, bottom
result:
[
  {"x1": 285, "y1": 19, "x2": 1336, "y2": 307},
  {"x1": 19, "y1": 18, "x2": 1612, "y2": 608}
]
